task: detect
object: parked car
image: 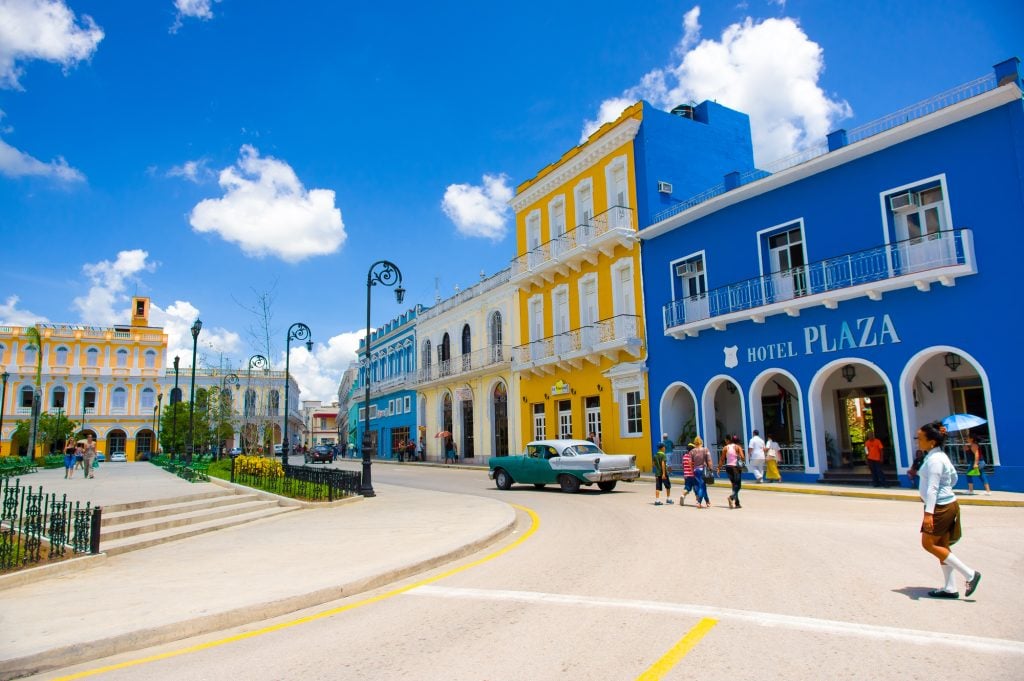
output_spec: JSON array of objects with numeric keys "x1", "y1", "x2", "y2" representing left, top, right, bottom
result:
[
  {"x1": 489, "y1": 439, "x2": 641, "y2": 493},
  {"x1": 109, "y1": 452, "x2": 127, "y2": 463},
  {"x1": 305, "y1": 445, "x2": 335, "y2": 464},
  {"x1": 94, "y1": 451, "x2": 106, "y2": 462},
  {"x1": 273, "y1": 444, "x2": 283, "y2": 455}
]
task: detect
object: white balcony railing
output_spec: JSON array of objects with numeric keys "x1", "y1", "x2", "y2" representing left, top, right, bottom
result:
[
  {"x1": 511, "y1": 205, "x2": 636, "y2": 280},
  {"x1": 416, "y1": 345, "x2": 511, "y2": 385},
  {"x1": 513, "y1": 314, "x2": 642, "y2": 369}
]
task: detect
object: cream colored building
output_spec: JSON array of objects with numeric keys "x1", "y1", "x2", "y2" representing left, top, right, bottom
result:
[{"x1": 415, "y1": 269, "x2": 520, "y2": 463}]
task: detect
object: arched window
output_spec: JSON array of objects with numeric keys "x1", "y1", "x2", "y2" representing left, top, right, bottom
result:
[
  {"x1": 439, "y1": 333, "x2": 451, "y2": 377},
  {"x1": 52, "y1": 386, "x2": 66, "y2": 409},
  {"x1": 83, "y1": 387, "x2": 97, "y2": 410},
  {"x1": 422, "y1": 340, "x2": 432, "y2": 368},
  {"x1": 56, "y1": 346, "x2": 69, "y2": 365},
  {"x1": 268, "y1": 390, "x2": 280, "y2": 416},
  {"x1": 489, "y1": 311, "x2": 504, "y2": 362},
  {"x1": 86, "y1": 348, "x2": 99, "y2": 366},
  {"x1": 112, "y1": 387, "x2": 127, "y2": 412},
  {"x1": 0, "y1": 344, "x2": 6, "y2": 363},
  {"x1": 145, "y1": 350, "x2": 156, "y2": 368},
  {"x1": 442, "y1": 392, "x2": 453, "y2": 433},
  {"x1": 244, "y1": 388, "x2": 257, "y2": 417},
  {"x1": 461, "y1": 324, "x2": 472, "y2": 371},
  {"x1": 116, "y1": 348, "x2": 129, "y2": 367},
  {"x1": 24, "y1": 344, "x2": 37, "y2": 365},
  {"x1": 19, "y1": 385, "x2": 35, "y2": 409},
  {"x1": 141, "y1": 388, "x2": 155, "y2": 409}
]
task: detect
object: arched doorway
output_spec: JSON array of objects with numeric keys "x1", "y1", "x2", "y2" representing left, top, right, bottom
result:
[
  {"x1": 901, "y1": 347, "x2": 999, "y2": 469},
  {"x1": 107, "y1": 429, "x2": 127, "y2": 455},
  {"x1": 809, "y1": 359, "x2": 898, "y2": 474},
  {"x1": 492, "y1": 381, "x2": 509, "y2": 457},
  {"x1": 749, "y1": 370, "x2": 806, "y2": 470},
  {"x1": 136, "y1": 429, "x2": 156, "y2": 456},
  {"x1": 440, "y1": 333, "x2": 452, "y2": 377},
  {"x1": 461, "y1": 324, "x2": 472, "y2": 371},
  {"x1": 459, "y1": 386, "x2": 475, "y2": 459},
  {"x1": 659, "y1": 382, "x2": 698, "y2": 451},
  {"x1": 701, "y1": 376, "x2": 745, "y2": 451}
]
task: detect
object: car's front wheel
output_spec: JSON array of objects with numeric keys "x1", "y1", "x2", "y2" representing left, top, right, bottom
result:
[
  {"x1": 494, "y1": 469, "x2": 514, "y2": 490},
  {"x1": 558, "y1": 474, "x2": 581, "y2": 493},
  {"x1": 597, "y1": 481, "x2": 617, "y2": 492}
]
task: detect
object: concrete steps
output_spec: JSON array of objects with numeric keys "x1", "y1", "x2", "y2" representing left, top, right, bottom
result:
[{"x1": 98, "y1": 489, "x2": 298, "y2": 555}]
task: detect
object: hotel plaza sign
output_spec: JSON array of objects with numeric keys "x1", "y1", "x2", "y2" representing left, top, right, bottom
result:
[{"x1": 724, "y1": 314, "x2": 902, "y2": 368}]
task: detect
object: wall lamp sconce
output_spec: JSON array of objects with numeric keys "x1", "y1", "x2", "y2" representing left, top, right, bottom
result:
[
  {"x1": 597, "y1": 385, "x2": 603, "y2": 392},
  {"x1": 725, "y1": 382, "x2": 737, "y2": 394},
  {"x1": 522, "y1": 396, "x2": 528, "y2": 403},
  {"x1": 917, "y1": 377, "x2": 934, "y2": 394},
  {"x1": 841, "y1": 364, "x2": 856, "y2": 382},
  {"x1": 570, "y1": 388, "x2": 577, "y2": 395},
  {"x1": 944, "y1": 352, "x2": 962, "y2": 372},
  {"x1": 543, "y1": 393, "x2": 549, "y2": 400}
]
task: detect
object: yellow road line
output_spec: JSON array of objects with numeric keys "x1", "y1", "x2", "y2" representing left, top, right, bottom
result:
[
  {"x1": 54, "y1": 504, "x2": 540, "y2": 680},
  {"x1": 636, "y1": 618, "x2": 717, "y2": 681}
]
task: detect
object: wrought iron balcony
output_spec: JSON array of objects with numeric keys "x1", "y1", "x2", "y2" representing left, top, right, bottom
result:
[
  {"x1": 513, "y1": 314, "x2": 643, "y2": 374},
  {"x1": 416, "y1": 345, "x2": 511, "y2": 385},
  {"x1": 663, "y1": 229, "x2": 975, "y2": 337},
  {"x1": 511, "y1": 205, "x2": 637, "y2": 287}
]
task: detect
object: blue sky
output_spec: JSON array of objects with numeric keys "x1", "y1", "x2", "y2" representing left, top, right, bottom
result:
[{"x1": 1, "y1": 0, "x2": 1021, "y2": 400}]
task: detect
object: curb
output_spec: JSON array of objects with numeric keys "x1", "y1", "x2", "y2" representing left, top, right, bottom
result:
[
  {"x1": 207, "y1": 476, "x2": 365, "y2": 509},
  {"x1": 0, "y1": 554, "x2": 107, "y2": 592},
  {"x1": 0, "y1": 503, "x2": 518, "y2": 680}
]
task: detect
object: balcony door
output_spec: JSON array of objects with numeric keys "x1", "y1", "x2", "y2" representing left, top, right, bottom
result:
[
  {"x1": 767, "y1": 225, "x2": 806, "y2": 301},
  {"x1": 580, "y1": 276, "x2": 598, "y2": 349},
  {"x1": 528, "y1": 297, "x2": 544, "y2": 361},
  {"x1": 612, "y1": 261, "x2": 636, "y2": 339},
  {"x1": 675, "y1": 257, "x2": 708, "y2": 324},
  {"x1": 892, "y1": 185, "x2": 953, "y2": 273},
  {"x1": 607, "y1": 159, "x2": 629, "y2": 230},
  {"x1": 553, "y1": 287, "x2": 570, "y2": 355}
]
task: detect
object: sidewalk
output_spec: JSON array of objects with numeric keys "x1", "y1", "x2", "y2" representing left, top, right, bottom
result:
[{"x1": 0, "y1": 465, "x2": 515, "y2": 679}]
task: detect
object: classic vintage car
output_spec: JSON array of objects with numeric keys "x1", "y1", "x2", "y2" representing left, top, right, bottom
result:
[{"x1": 488, "y1": 439, "x2": 641, "y2": 493}]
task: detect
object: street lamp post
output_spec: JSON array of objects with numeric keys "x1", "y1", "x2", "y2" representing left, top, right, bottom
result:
[
  {"x1": 55, "y1": 406, "x2": 64, "y2": 453},
  {"x1": 155, "y1": 392, "x2": 163, "y2": 455},
  {"x1": 362, "y1": 260, "x2": 405, "y2": 498},
  {"x1": 170, "y1": 356, "x2": 181, "y2": 459},
  {"x1": 0, "y1": 371, "x2": 8, "y2": 456},
  {"x1": 282, "y1": 324, "x2": 313, "y2": 468},
  {"x1": 217, "y1": 373, "x2": 239, "y2": 459},
  {"x1": 187, "y1": 319, "x2": 202, "y2": 462},
  {"x1": 245, "y1": 354, "x2": 268, "y2": 453}
]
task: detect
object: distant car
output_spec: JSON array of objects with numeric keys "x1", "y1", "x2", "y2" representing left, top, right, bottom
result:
[
  {"x1": 273, "y1": 444, "x2": 283, "y2": 455},
  {"x1": 228, "y1": 447, "x2": 243, "y2": 457},
  {"x1": 94, "y1": 451, "x2": 106, "y2": 462},
  {"x1": 305, "y1": 445, "x2": 335, "y2": 464},
  {"x1": 109, "y1": 452, "x2": 127, "y2": 463},
  {"x1": 489, "y1": 439, "x2": 641, "y2": 493}
]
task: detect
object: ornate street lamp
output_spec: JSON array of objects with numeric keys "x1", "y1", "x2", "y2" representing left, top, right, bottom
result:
[
  {"x1": 155, "y1": 392, "x2": 163, "y2": 456},
  {"x1": 218, "y1": 373, "x2": 239, "y2": 459},
  {"x1": 362, "y1": 260, "x2": 405, "y2": 498},
  {"x1": 245, "y1": 354, "x2": 268, "y2": 452},
  {"x1": 282, "y1": 325, "x2": 313, "y2": 468},
  {"x1": 187, "y1": 319, "x2": 202, "y2": 462},
  {"x1": 170, "y1": 356, "x2": 181, "y2": 459},
  {"x1": 0, "y1": 371, "x2": 8, "y2": 456}
]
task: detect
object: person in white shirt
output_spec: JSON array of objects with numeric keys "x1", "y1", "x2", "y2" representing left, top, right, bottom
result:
[
  {"x1": 917, "y1": 421, "x2": 981, "y2": 599},
  {"x1": 747, "y1": 430, "x2": 766, "y2": 482}
]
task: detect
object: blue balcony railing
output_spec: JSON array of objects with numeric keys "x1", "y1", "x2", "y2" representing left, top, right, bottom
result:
[{"x1": 663, "y1": 229, "x2": 971, "y2": 332}]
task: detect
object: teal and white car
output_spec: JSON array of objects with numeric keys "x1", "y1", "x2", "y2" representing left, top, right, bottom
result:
[{"x1": 489, "y1": 439, "x2": 640, "y2": 493}]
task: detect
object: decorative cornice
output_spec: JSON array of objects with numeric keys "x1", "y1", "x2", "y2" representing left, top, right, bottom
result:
[{"x1": 511, "y1": 116, "x2": 642, "y2": 212}]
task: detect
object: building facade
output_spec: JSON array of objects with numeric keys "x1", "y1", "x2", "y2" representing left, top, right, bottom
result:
[
  {"x1": 303, "y1": 400, "x2": 339, "y2": 447},
  {"x1": 0, "y1": 297, "x2": 167, "y2": 460},
  {"x1": 510, "y1": 100, "x2": 755, "y2": 471},
  {"x1": 640, "y1": 58, "x2": 1022, "y2": 489},
  {"x1": 353, "y1": 306, "x2": 422, "y2": 459},
  {"x1": 415, "y1": 269, "x2": 518, "y2": 463}
]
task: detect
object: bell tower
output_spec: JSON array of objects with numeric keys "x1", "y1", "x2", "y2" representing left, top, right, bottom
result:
[{"x1": 131, "y1": 296, "x2": 150, "y2": 327}]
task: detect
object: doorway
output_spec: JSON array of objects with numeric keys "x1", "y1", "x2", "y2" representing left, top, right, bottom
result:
[{"x1": 836, "y1": 387, "x2": 892, "y2": 469}]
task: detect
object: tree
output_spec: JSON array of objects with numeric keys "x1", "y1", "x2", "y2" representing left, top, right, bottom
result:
[
  {"x1": 10, "y1": 420, "x2": 30, "y2": 457},
  {"x1": 37, "y1": 412, "x2": 78, "y2": 453},
  {"x1": 159, "y1": 402, "x2": 190, "y2": 456}
]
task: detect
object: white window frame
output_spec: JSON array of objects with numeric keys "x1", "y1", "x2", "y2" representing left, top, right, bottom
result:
[
  {"x1": 623, "y1": 389, "x2": 643, "y2": 436},
  {"x1": 610, "y1": 257, "x2": 636, "y2": 318},
  {"x1": 369, "y1": 405, "x2": 378, "y2": 420},
  {"x1": 140, "y1": 388, "x2": 155, "y2": 410},
  {"x1": 527, "y1": 294, "x2": 544, "y2": 343},
  {"x1": 573, "y1": 178, "x2": 594, "y2": 229},
  {"x1": 532, "y1": 403, "x2": 547, "y2": 441},
  {"x1": 111, "y1": 387, "x2": 127, "y2": 413},
  {"x1": 116, "y1": 348, "x2": 129, "y2": 367},
  {"x1": 86, "y1": 347, "x2": 99, "y2": 367},
  {"x1": 669, "y1": 250, "x2": 707, "y2": 301},
  {"x1": 55, "y1": 346, "x2": 69, "y2": 365},
  {"x1": 358, "y1": 407, "x2": 366, "y2": 421},
  {"x1": 526, "y1": 210, "x2": 542, "y2": 249},
  {"x1": 404, "y1": 396, "x2": 411, "y2": 412},
  {"x1": 51, "y1": 386, "x2": 66, "y2": 409},
  {"x1": 24, "y1": 344, "x2": 37, "y2": 365},
  {"x1": 557, "y1": 399, "x2": 572, "y2": 439},
  {"x1": 756, "y1": 218, "x2": 807, "y2": 279},
  {"x1": 145, "y1": 350, "x2": 156, "y2": 368},
  {"x1": 548, "y1": 194, "x2": 567, "y2": 241},
  {"x1": 879, "y1": 173, "x2": 952, "y2": 247}
]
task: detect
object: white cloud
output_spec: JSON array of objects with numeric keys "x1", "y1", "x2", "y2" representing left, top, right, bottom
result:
[
  {"x1": 0, "y1": 111, "x2": 84, "y2": 180},
  {"x1": 71, "y1": 249, "x2": 155, "y2": 325},
  {"x1": 582, "y1": 6, "x2": 851, "y2": 166},
  {"x1": 167, "y1": 158, "x2": 213, "y2": 183},
  {"x1": 170, "y1": 0, "x2": 218, "y2": 33},
  {"x1": 283, "y1": 330, "x2": 362, "y2": 403},
  {"x1": 0, "y1": 294, "x2": 48, "y2": 325},
  {"x1": 151, "y1": 300, "x2": 241, "y2": 368},
  {"x1": 189, "y1": 145, "x2": 347, "y2": 263},
  {"x1": 441, "y1": 173, "x2": 513, "y2": 241},
  {"x1": 0, "y1": 0, "x2": 103, "y2": 90}
]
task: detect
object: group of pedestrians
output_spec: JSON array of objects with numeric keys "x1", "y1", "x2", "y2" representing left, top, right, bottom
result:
[{"x1": 62, "y1": 433, "x2": 98, "y2": 479}]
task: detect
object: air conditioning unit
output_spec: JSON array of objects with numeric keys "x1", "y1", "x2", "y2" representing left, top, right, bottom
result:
[
  {"x1": 658, "y1": 181, "x2": 673, "y2": 194},
  {"x1": 675, "y1": 261, "x2": 699, "y2": 276},
  {"x1": 889, "y1": 192, "x2": 919, "y2": 213}
]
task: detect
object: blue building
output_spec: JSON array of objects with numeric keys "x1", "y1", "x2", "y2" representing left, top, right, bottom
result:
[
  {"x1": 353, "y1": 306, "x2": 423, "y2": 459},
  {"x1": 639, "y1": 57, "x2": 1023, "y2": 490}
]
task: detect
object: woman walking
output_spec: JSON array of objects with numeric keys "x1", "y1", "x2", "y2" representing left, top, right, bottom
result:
[
  {"x1": 917, "y1": 421, "x2": 981, "y2": 599},
  {"x1": 719, "y1": 435, "x2": 745, "y2": 508},
  {"x1": 965, "y1": 433, "x2": 991, "y2": 495},
  {"x1": 690, "y1": 436, "x2": 714, "y2": 508},
  {"x1": 63, "y1": 442, "x2": 78, "y2": 479},
  {"x1": 444, "y1": 436, "x2": 457, "y2": 464},
  {"x1": 764, "y1": 434, "x2": 782, "y2": 483}
]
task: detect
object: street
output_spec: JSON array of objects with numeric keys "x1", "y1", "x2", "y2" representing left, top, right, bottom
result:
[{"x1": 33, "y1": 462, "x2": 1024, "y2": 681}]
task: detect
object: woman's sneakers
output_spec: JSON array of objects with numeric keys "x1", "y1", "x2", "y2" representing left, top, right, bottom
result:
[
  {"x1": 965, "y1": 571, "x2": 982, "y2": 597},
  {"x1": 727, "y1": 495, "x2": 735, "y2": 509},
  {"x1": 927, "y1": 589, "x2": 959, "y2": 599}
]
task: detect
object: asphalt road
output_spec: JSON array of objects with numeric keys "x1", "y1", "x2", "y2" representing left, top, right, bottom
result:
[{"x1": 35, "y1": 462, "x2": 1024, "y2": 681}]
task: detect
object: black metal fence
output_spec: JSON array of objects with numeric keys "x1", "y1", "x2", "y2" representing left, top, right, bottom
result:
[
  {"x1": 230, "y1": 459, "x2": 361, "y2": 502},
  {"x1": 1, "y1": 478, "x2": 101, "y2": 572}
]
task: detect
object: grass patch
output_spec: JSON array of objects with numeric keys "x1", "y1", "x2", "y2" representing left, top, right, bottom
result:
[{"x1": 207, "y1": 458, "x2": 339, "y2": 502}]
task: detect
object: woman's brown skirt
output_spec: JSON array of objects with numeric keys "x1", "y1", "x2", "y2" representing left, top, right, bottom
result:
[{"x1": 921, "y1": 500, "x2": 962, "y2": 547}]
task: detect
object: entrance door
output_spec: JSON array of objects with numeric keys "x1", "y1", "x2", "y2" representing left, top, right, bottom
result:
[
  {"x1": 557, "y1": 400, "x2": 572, "y2": 439},
  {"x1": 461, "y1": 399, "x2": 474, "y2": 459},
  {"x1": 768, "y1": 226, "x2": 806, "y2": 300},
  {"x1": 493, "y1": 383, "x2": 509, "y2": 457},
  {"x1": 585, "y1": 396, "x2": 602, "y2": 444},
  {"x1": 838, "y1": 387, "x2": 892, "y2": 468}
]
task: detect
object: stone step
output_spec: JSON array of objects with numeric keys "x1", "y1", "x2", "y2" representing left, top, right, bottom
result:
[
  {"x1": 102, "y1": 492, "x2": 257, "y2": 527},
  {"x1": 100, "y1": 498, "x2": 281, "y2": 541},
  {"x1": 100, "y1": 506, "x2": 298, "y2": 556},
  {"x1": 101, "y1": 489, "x2": 231, "y2": 514}
]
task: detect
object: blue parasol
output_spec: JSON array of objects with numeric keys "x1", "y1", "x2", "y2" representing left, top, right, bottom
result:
[{"x1": 941, "y1": 413, "x2": 987, "y2": 433}]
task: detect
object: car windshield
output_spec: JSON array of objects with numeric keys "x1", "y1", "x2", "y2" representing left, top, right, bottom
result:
[{"x1": 566, "y1": 444, "x2": 602, "y2": 456}]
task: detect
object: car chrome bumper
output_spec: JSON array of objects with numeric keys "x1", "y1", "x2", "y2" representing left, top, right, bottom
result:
[
  {"x1": 487, "y1": 470, "x2": 496, "y2": 480},
  {"x1": 584, "y1": 468, "x2": 641, "y2": 483}
]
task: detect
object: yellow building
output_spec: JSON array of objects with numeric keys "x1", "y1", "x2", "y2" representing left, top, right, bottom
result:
[
  {"x1": 510, "y1": 103, "x2": 652, "y2": 470},
  {"x1": 0, "y1": 297, "x2": 167, "y2": 460}
]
